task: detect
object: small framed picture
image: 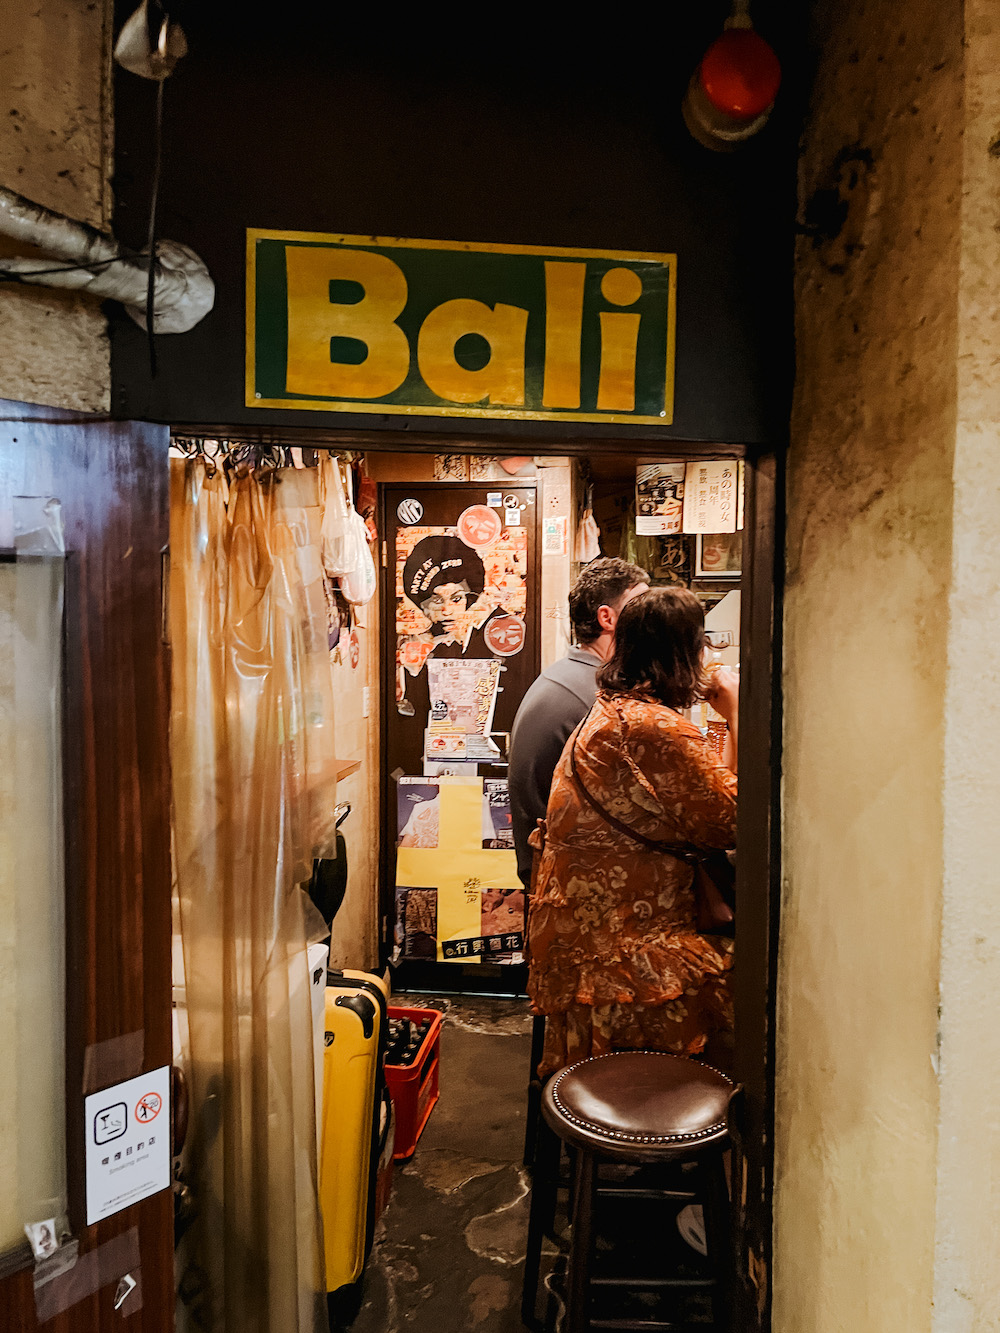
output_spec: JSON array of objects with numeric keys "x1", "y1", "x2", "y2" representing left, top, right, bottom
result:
[{"x1": 695, "y1": 532, "x2": 743, "y2": 579}]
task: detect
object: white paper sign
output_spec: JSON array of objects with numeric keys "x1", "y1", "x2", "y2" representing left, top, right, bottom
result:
[
  {"x1": 86, "y1": 1066, "x2": 171, "y2": 1224},
  {"x1": 737, "y1": 459, "x2": 745, "y2": 531},
  {"x1": 682, "y1": 460, "x2": 739, "y2": 534}
]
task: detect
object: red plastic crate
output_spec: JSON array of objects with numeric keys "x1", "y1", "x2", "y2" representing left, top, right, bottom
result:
[{"x1": 385, "y1": 1005, "x2": 442, "y2": 1160}]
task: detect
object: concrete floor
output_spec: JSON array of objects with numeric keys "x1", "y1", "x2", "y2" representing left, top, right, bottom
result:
[
  {"x1": 349, "y1": 993, "x2": 715, "y2": 1333},
  {"x1": 351, "y1": 993, "x2": 538, "y2": 1333}
]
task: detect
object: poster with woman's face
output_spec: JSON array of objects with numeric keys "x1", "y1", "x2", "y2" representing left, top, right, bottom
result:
[{"x1": 395, "y1": 524, "x2": 527, "y2": 665}]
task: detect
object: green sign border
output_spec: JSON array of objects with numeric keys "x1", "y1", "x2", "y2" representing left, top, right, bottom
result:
[{"x1": 246, "y1": 231, "x2": 677, "y2": 426}]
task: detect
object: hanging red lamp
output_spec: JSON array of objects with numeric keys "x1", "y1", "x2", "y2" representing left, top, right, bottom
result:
[{"x1": 683, "y1": 3, "x2": 781, "y2": 151}]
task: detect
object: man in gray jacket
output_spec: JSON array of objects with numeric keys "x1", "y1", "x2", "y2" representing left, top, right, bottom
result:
[{"x1": 509, "y1": 557, "x2": 649, "y2": 889}]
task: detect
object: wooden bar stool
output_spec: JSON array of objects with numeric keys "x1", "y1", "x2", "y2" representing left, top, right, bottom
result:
[
  {"x1": 523, "y1": 1013, "x2": 547, "y2": 1168},
  {"x1": 522, "y1": 1051, "x2": 738, "y2": 1333}
]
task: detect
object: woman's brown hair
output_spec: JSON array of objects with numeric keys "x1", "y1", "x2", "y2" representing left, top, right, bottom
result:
[{"x1": 597, "y1": 585, "x2": 705, "y2": 709}]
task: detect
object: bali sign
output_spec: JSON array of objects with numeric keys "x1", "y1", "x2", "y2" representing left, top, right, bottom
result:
[{"x1": 246, "y1": 232, "x2": 677, "y2": 426}]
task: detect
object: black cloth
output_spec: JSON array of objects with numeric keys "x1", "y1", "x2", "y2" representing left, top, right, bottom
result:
[
  {"x1": 508, "y1": 647, "x2": 600, "y2": 888},
  {"x1": 308, "y1": 831, "x2": 348, "y2": 931}
]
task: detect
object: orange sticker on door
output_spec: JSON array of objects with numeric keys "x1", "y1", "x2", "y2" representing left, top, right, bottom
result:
[
  {"x1": 484, "y1": 615, "x2": 525, "y2": 657},
  {"x1": 457, "y1": 505, "x2": 502, "y2": 548}
]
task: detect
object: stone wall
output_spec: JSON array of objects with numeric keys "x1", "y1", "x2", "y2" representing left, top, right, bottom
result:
[
  {"x1": 0, "y1": 1, "x2": 111, "y2": 412},
  {"x1": 778, "y1": 0, "x2": 1000, "y2": 1327}
]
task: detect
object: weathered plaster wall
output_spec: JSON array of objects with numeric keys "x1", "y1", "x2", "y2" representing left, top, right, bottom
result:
[
  {"x1": 327, "y1": 580, "x2": 381, "y2": 974},
  {"x1": 933, "y1": 4, "x2": 1000, "y2": 1326},
  {"x1": 777, "y1": 0, "x2": 961, "y2": 1326},
  {"x1": 535, "y1": 458, "x2": 574, "y2": 671},
  {"x1": 0, "y1": 0, "x2": 111, "y2": 412}
]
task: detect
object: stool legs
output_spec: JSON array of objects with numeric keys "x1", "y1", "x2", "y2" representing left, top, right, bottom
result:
[
  {"x1": 565, "y1": 1148, "x2": 596, "y2": 1333},
  {"x1": 521, "y1": 1117, "x2": 561, "y2": 1329},
  {"x1": 525, "y1": 1149, "x2": 733, "y2": 1333},
  {"x1": 523, "y1": 1013, "x2": 547, "y2": 1167},
  {"x1": 699, "y1": 1148, "x2": 734, "y2": 1329}
]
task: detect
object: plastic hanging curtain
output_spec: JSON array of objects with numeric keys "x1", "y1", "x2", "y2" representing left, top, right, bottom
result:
[{"x1": 170, "y1": 458, "x2": 338, "y2": 1333}]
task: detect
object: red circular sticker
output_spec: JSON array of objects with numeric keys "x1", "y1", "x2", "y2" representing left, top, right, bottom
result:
[
  {"x1": 135, "y1": 1091, "x2": 162, "y2": 1124},
  {"x1": 457, "y1": 505, "x2": 502, "y2": 549},
  {"x1": 484, "y1": 614, "x2": 526, "y2": 657},
  {"x1": 349, "y1": 628, "x2": 360, "y2": 670},
  {"x1": 400, "y1": 639, "x2": 430, "y2": 672}
]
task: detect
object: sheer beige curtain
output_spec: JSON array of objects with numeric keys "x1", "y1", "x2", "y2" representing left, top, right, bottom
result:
[{"x1": 171, "y1": 459, "x2": 338, "y2": 1333}]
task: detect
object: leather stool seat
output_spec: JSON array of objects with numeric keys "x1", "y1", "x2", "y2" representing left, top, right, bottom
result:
[
  {"x1": 523, "y1": 1051, "x2": 738, "y2": 1332},
  {"x1": 545, "y1": 1051, "x2": 734, "y2": 1161}
]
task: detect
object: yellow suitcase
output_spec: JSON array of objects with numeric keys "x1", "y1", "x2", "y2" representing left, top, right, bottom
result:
[{"x1": 319, "y1": 969, "x2": 390, "y2": 1299}]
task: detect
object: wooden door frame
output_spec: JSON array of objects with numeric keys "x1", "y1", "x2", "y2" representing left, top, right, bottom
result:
[
  {"x1": 731, "y1": 446, "x2": 782, "y2": 1332},
  {"x1": 0, "y1": 406, "x2": 173, "y2": 1333}
]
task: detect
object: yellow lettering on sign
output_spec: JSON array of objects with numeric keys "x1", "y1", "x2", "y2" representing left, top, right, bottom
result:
[
  {"x1": 542, "y1": 261, "x2": 585, "y2": 409},
  {"x1": 417, "y1": 299, "x2": 528, "y2": 405},
  {"x1": 285, "y1": 247, "x2": 410, "y2": 399},
  {"x1": 596, "y1": 267, "x2": 643, "y2": 412}
]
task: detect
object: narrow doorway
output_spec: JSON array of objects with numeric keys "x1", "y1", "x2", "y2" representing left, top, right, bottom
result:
[{"x1": 167, "y1": 436, "x2": 779, "y2": 1333}]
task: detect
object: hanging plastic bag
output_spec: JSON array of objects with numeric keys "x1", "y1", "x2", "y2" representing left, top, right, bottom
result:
[
  {"x1": 339, "y1": 464, "x2": 378, "y2": 605},
  {"x1": 319, "y1": 452, "x2": 360, "y2": 578},
  {"x1": 574, "y1": 485, "x2": 602, "y2": 563},
  {"x1": 340, "y1": 512, "x2": 376, "y2": 604}
]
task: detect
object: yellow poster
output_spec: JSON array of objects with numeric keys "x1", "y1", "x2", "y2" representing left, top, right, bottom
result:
[{"x1": 395, "y1": 777, "x2": 524, "y2": 963}]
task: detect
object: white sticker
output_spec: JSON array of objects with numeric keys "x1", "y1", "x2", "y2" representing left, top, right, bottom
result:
[
  {"x1": 486, "y1": 491, "x2": 502, "y2": 507},
  {"x1": 396, "y1": 498, "x2": 424, "y2": 524},
  {"x1": 543, "y1": 515, "x2": 568, "y2": 556},
  {"x1": 86, "y1": 1067, "x2": 171, "y2": 1225},
  {"x1": 504, "y1": 508, "x2": 521, "y2": 526},
  {"x1": 24, "y1": 1218, "x2": 58, "y2": 1260}
]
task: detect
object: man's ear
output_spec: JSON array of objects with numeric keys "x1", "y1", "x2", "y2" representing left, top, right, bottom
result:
[{"x1": 596, "y1": 603, "x2": 616, "y2": 633}]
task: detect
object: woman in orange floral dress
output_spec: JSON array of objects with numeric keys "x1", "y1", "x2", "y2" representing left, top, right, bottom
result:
[{"x1": 527, "y1": 586, "x2": 738, "y2": 1078}]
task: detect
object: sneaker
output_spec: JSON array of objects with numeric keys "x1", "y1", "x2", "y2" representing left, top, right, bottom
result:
[{"x1": 676, "y1": 1203, "x2": 707, "y2": 1256}]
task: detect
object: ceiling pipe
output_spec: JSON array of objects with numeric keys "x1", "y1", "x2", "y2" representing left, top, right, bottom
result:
[{"x1": 0, "y1": 185, "x2": 214, "y2": 333}]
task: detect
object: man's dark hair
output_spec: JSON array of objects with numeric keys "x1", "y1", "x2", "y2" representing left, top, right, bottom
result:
[
  {"x1": 569, "y1": 557, "x2": 649, "y2": 643},
  {"x1": 597, "y1": 586, "x2": 706, "y2": 709}
]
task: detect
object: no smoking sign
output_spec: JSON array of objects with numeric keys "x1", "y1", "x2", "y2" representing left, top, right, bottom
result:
[
  {"x1": 85, "y1": 1066, "x2": 171, "y2": 1224},
  {"x1": 135, "y1": 1090, "x2": 162, "y2": 1124}
]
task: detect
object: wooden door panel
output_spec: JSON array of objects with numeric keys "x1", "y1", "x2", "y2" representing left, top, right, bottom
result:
[
  {"x1": 379, "y1": 482, "x2": 540, "y2": 973},
  {"x1": 0, "y1": 402, "x2": 172, "y2": 1333}
]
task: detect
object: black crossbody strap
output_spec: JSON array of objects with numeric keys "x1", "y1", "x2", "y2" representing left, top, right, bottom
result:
[{"x1": 568, "y1": 724, "x2": 698, "y2": 863}]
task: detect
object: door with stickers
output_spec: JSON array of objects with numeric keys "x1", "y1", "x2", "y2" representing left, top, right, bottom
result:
[{"x1": 381, "y1": 481, "x2": 540, "y2": 988}]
